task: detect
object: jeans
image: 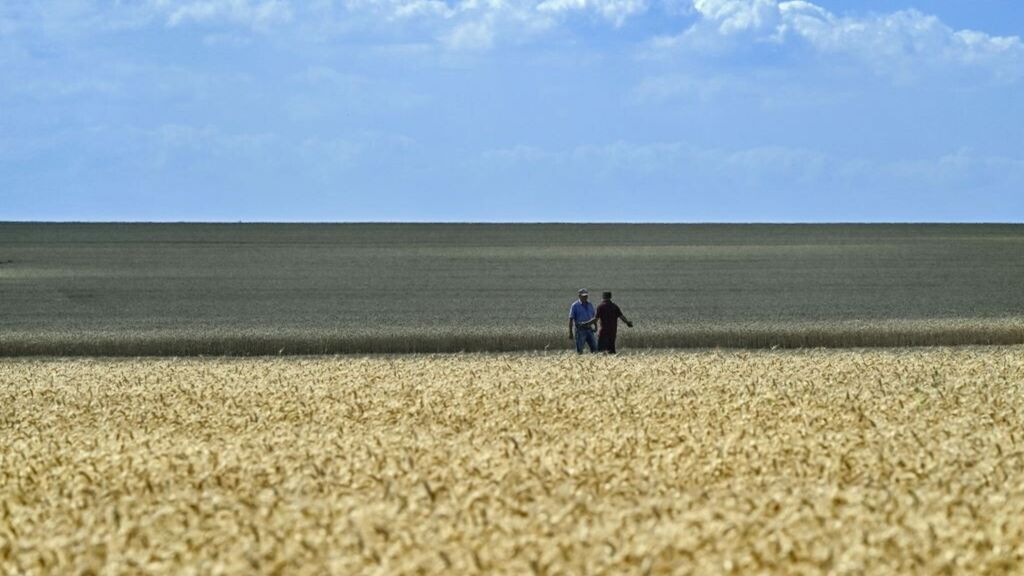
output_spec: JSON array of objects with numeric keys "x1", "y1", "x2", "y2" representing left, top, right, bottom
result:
[{"x1": 575, "y1": 328, "x2": 598, "y2": 354}]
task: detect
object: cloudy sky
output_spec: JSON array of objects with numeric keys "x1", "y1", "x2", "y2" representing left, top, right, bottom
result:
[{"x1": 1, "y1": 0, "x2": 1021, "y2": 221}]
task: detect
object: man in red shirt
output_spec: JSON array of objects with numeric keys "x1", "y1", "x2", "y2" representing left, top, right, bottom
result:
[{"x1": 595, "y1": 291, "x2": 633, "y2": 354}]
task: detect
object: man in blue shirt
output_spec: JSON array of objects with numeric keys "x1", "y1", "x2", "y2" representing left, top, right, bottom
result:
[{"x1": 569, "y1": 288, "x2": 598, "y2": 354}]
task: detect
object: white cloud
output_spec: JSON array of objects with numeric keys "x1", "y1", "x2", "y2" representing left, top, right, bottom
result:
[
  {"x1": 631, "y1": 72, "x2": 739, "y2": 102},
  {"x1": 779, "y1": 4, "x2": 1020, "y2": 65},
  {"x1": 201, "y1": 32, "x2": 253, "y2": 46},
  {"x1": 660, "y1": 0, "x2": 1023, "y2": 81},
  {"x1": 317, "y1": 0, "x2": 646, "y2": 49},
  {"x1": 477, "y1": 141, "x2": 1024, "y2": 208},
  {"x1": 442, "y1": 18, "x2": 496, "y2": 50},
  {"x1": 536, "y1": 0, "x2": 648, "y2": 26},
  {"x1": 297, "y1": 65, "x2": 367, "y2": 88},
  {"x1": 887, "y1": 149, "x2": 1024, "y2": 192},
  {"x1": 151, "y1": 0, "x2": 293, "y2": 29},
  {"x1": 5, "y1": 0, "x2": 1019, "y2": 65},
  {"x1": 481, "y1": 144, "x2": 548, "y2": 164},
  {"x1": 391, "y1": 0, "x2": 455, "y2": 19},
  {"x1": 691, "y1": 0, "x2": 778, "y2": 35},
  {"x1": 141, "y1": 124, "x2": 415, "y2": 172},
  {"x1": 152, "y1": 124, "x2": 277, "y2": 160}
]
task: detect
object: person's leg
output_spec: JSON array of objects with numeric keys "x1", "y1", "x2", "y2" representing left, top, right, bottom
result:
[
  {"x1": 585, "y1": 330, "x2": 598, "y2": 353},
  {"x1": 575, "y1": 330, "x2": 585, "y2": 354},
  {"x1": 599, "y1": 330, "x2": 616, "y2": 354}
]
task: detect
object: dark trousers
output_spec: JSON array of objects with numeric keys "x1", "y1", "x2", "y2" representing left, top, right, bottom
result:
[{"x1": 598, "y1": 331, "x2": 617, "y2": 354}]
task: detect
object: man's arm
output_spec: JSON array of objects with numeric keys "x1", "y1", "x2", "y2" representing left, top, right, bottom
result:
[
  {"x1": 618, "y1": 308, "x2": 634, "y2": 328},
  {"x1": 582, "y1": 305, "x2": 598, "y2": 330},
  {"x1": 569, "y1": 318, "x2": 575, "y2": 339}
]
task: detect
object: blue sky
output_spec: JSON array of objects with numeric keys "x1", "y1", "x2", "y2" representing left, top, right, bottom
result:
[{"x1": 1, "y1": 0, "x2": 1021, "y2": 222}]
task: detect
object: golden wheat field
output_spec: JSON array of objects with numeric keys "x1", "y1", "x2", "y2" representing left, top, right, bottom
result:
[{"x1": 3, "y1": 348, "x2": 1024, "y2": 575}]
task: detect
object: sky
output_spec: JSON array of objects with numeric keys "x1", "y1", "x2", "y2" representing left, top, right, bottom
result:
[{"x1": 1, "y1": 0, "x2": 1022, "y2": 222}]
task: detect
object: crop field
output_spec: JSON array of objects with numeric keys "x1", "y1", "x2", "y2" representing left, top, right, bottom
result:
[
  {"x1": 3, "y1": 347, "x2": 1024, "y2": 573},
  {"x1": 2, "y1": 223, "x2": 1024, "y2": 355}
]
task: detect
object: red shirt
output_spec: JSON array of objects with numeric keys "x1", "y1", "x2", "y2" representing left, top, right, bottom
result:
[{"x1": 595, "y1": 301, "x2": 623, "y2": 335}]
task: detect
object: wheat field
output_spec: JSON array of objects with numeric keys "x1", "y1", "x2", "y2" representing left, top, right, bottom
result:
[{"x1": 3, "y1": 348, "x2": 1024, "y2": 574}]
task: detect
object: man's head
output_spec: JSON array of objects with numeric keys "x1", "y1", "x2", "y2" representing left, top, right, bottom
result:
[
  {"x1": 578, "y1": 288, "x2": 589, "y2": 302},
  {"x1": 602, "y1": 291, "x2": 612, "y2": 301}
]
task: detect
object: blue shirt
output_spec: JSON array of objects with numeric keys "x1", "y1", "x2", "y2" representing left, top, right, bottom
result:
[{"x1": 569, "y1": 300, "x2": 596, "y2": 327}]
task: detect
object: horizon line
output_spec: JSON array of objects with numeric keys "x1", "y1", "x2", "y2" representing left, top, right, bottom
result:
[{"x1": 2, "y1": 220, "x2": 1023, "y2": 226}]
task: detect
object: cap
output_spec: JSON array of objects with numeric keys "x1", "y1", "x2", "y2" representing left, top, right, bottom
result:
[
  {"x1": 602, "y1": 291, "x2": 612, "y2": 300},
  {"x1": 578, "y1": 288, "x2": 589, "y2": 296}
]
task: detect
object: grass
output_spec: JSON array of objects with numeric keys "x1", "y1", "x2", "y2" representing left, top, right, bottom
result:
[
  {"x1": 2, "y1": 223, "x2": 1024, "y2": 355},
  {"x1": 3, "y1": 348, "x2": 1024, "y2": 573},
  {"x1": 3, "y1": 319, "x2": 1024, "y2": 356}
]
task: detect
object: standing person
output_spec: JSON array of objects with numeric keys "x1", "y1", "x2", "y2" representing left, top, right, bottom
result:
[
  {"x1": 595, "y1": 291, "x2": 633, "y2": 354},
  {"x1": 568, "y1": 289, "x2": 598, "y2": 354}
]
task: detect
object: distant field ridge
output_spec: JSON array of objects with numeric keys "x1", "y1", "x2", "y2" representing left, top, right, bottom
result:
[{"x1": 3, "y1": 320, "x2": 1024, "y2": 356}]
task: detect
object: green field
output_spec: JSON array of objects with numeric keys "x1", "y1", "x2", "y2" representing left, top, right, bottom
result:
[{"x1": 1, "y1": 223, "x2": 1023, "y2": 355}]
